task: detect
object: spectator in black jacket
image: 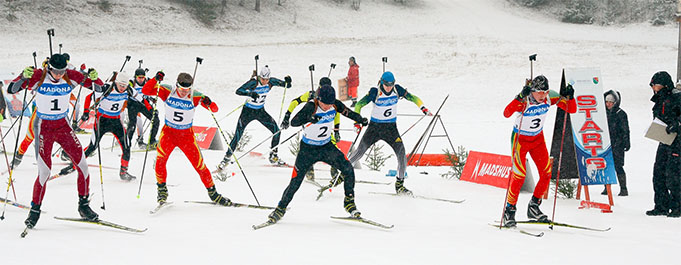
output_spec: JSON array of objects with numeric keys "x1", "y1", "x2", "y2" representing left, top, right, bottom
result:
[
  {"x1": 601, "y1": 90, "x2": 630, "y2": 196},
  {"x1": 647, "y1": 71, "x2": 681, "y2": 218}
]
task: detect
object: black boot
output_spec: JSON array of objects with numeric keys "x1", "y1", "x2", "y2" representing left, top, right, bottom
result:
[
  {"x1": 395, "y1": 179, "x2": 412, "y2": 195},
  {"x1": 78, "y1": 195, "x2": 99, "y2": 221},
  {"x1": 59, "y1": 164, "x2": 76, "y2": 176},
  {"x1": 646, "y1": 207, "x2": 669, "y2": 216},
  {"x1": 503, "y1": 204, "x2": 517, "y2": 227},
  {"x1": 344, "y1": 194, "x2": 361, "y2": 217},
  {"x1": 119, "y1": 165, "x2": 137, "y2": 181},
  {"x1": 600, "y1": 186, "x2": 608, "y2": 195},
  {"x1": 24, "y1": 203, "x2": 41, "y2": 228},
  {"x1": 157, "y1": 182, "x2": 168, "y2": 204},
  {"x1": 350, "y1": 98, "x2": 357, "y2": 108},
  {"x1": 268, "y1": 207, "x2": 286, "y2": 223},
  {"x1": 668, "y1": 208, "x2": 681, "y2": 218},
  {"x1": 527, "y1": 196, "x2": 548, "y2": 222},
  {"x1": 207, "y1": 185, "x2": 231, "y2": 206},
  {"x1": 11, "y1": 151, "x2": 23, "y2": 169},
  {"x1": 618, "y1": 173, "x2": 628, "y2": 196}
]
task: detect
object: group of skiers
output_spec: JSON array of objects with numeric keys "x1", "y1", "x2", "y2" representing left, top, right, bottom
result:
[
  {"x1": 5, "y1": 51, "x2": 679, "y2": 232},
  {"x1": 6, "y1": 53, "x2": 434, "y2": 229}
]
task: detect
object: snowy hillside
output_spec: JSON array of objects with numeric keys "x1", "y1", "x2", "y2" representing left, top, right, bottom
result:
[{"x1": 1, "y1": 0, "x2": 680, "y2": 264}]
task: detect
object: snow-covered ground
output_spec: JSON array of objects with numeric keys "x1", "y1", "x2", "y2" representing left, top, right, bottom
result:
[{"x1": 1, "y1": 0, "x2": 680, "y2": 264}]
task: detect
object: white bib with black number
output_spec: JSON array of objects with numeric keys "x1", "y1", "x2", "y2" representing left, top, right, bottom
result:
[
  {"x1": 302, "y1": 106, "x2": 336, "y2": 146},
  {"x1": 370, "y1": 91, "x2": 398, "y2": 123},
  {"x1": 164, "y1": 91, "x2": 196, "y2": 130},
  {"x1": 35, "y1": 78, "x2": 74, "y2": 120},
  {"x1": 514, "y1": 100, "x2": 550, "y2": 137},
  {"x1": 97, "y1": 89, "x2": 127, "y2": 117},
  {"x1": 244, "y1": 84, "x2": 270, "y2": 109}
]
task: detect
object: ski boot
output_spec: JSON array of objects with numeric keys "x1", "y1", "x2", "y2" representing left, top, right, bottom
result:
[
  {"x1": 24, "y1": 203, "x2": 41, "y2": 228},
  {"x1": 268, "y1": 207, "x2": 286, "y2": 223},
  {"x1": 668, "y1": 208, "x2": 681, "y2": 218},
  {"x1": 646, "y1": 207, "x2": 669, "y2": 216},
  {"x1": 207, "y1": 185, "x2": 232, "y2": 206},
  {"x1": 350, "y1": 98, "x2": 357, "y2": 108},
  {"x1": 11, "y1": 151, "x2": 23, "y2": 169},
  {"x1": 502, "y1": 204, "x2": 517, "y2": 227},
  {"x1": 269, "y1": 151, "x2": 286, "y2": 166},
  {"x1": 136, "y1": 136, "x2": 147, "y2": 149},
  {"x1": 147, "y1": 139, "x2": 158, "y2": 149},
  {"x1": 305, "y1": 169, "x2": 316, "y2": 181},
  {"x1": 78, "y1": 195, "x2": 99, "y2": 221},
  {"x1": 527, "y1": 196, "x2": 548, "y2": 222},
  {"x1": 59, "y1": 164, "x2": 76, "y2": 176},
  {"x1": 330, "y1": 174, "x2": 345, "y2": 188},
  {"x1": 157, "y1": 182, "x2": 168, "y2": 204},
  {"x1": 213, "y1": 156, "x2": 231, "y2": 181},
  {"x1": 60, "y1": 149, "x2": 71, "y2": 161},
  {"x1": 119, "y1": 166, "x2": 137, "y2": 181},
  {"x1": 344, "y1": 195, "x2": 361, "y2": 217},
  {"x1": 395, "y1": 179, "x2": 413, "y2": 195}
]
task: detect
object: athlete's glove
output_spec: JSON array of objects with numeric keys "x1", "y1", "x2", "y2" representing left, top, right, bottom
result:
[
  {"x1": 87, "y1": 68, "x2": 98, "y2": 80},
  {"x1": 248, "y1": 91, "x2": 259, "y2": 100},
  {"x1": 281, "y1": 112, "x2": 291, "y2": 129},
  {"x1": 666, "y1": 121, "x2": 679, "y2": 134},
  {"x1": 309, "y1": 114, "x2": 322, "y2": 124},
  {"x1": 624, "y1": 143, "x2": 630, "y2": 152},
  {"x1": 155, "y1": 71, "x2": 165, "y2": 81},
  {"x1": 516, "y1": 85, "x2": 532, "y2": 101},
  {"x1": 80, "y1": 63, "x2": 87, "y2": 72},
  {"x1": 334, "y1": 130, "x2": 341, "y2": 141},
  {"x1": 562, "y1": 84, "x2": 575, "y2": 99},
  {"x1": 284, "y1": 75, "x2": 292, "y2": 88},
  {"x1": 360, "y1": 117, "x2": 368, "y2": 126},
  {"x1": 201, "y1": 96, "x2": 212, "y2": 106},
  {"x1": 81, "y1": 111, "x2": 90, "y2": 122},
  {"x1": 421, "y1": 106, "x2": 432, "y2": 116},
  {"x1": 22, "y1": 66, "x2": 35, "y2": 79}
]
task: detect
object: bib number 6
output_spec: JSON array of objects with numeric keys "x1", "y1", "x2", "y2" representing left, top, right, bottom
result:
[{"x1": 383, "y1": 109, "x2": 392, "y2": 117}]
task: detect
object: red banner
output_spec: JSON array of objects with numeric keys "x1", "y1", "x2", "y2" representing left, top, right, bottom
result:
[
  {"x1": 193, "y1": 126, "x2": 219, "y2": 149},
  {"x1": 460, "y1": 151, "x2": 512, "y2": 189}
]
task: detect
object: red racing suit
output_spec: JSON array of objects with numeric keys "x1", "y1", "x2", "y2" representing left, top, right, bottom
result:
[
  {"x1": 8, "y1": 67, "x2": 103, "y2": 205},
  {"x1": 142, "y1": 78, "x2": 219, "y2": 188},
  {"x1": 503, "y1": 90, "x2": 576, "y2": 205}
]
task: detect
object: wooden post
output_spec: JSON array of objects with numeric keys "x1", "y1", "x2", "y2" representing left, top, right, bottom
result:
[{"x1": 606, "y1": 184, "x2": 614, "y2": 206}]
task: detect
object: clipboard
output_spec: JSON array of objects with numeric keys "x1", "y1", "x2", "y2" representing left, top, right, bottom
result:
[{"x1": 645, "y1": 118, "x2": 677, "y2": 145}]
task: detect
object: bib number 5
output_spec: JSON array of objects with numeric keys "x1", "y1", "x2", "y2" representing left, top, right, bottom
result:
[{"x1": 173, "y1": 112, "x2": 184, "y2": 122}]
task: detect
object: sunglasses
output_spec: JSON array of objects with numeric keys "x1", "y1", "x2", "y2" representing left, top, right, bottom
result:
[
  {"x1": 50, "y1": 67, "x2": 66, "y2": 75},
  {"x1": 136, "y1": 75, "x2": 145, "y2": 78},
  {"x1": 383, "y1": 81, "x2": 395, "y2": 87}
]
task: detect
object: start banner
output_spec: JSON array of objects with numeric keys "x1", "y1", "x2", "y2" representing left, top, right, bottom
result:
[{"x1": 565, "y1": 67, "x2": 617, "y2": 185}]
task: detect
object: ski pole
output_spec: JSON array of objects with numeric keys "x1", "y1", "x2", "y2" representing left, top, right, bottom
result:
[
  {"x1": 382, "y1": 57, "x2": 387, "y2": 73},
  {"x1": 0, "y1": 125, "x2": 17, "y2": 220},
  {"x1": 498, "y1": 54, "x2": 535, "y2": 229},
  {"x1": 210, "y1": 113, "x2": 261, "y2": 206},
  {"x1": 1, "y1": 94, "x2": 36, "y2": 141},
  {"x1": 137, "y1": 75, "x2": 161, "y2": 199},
  {"x1": 550, "y1": 88, "x2": 570, "y2": 230},
  {"x1": 327, "y1": 63, "x2": 336, "y2": 78},
  {"x1": 47, "y1": 29, "x2": 54, "y2": 56},
  {"x1": 95, "y1": 56, "x2": 130, "y2": 208},
  {"x1": 318, "y1": 126, "x2": 363, "y2": 199},
  {"x1": 195, "y1": 103, "x2": 244, "y2": 136},
  {"x1": 254, "y1": 55, "x2": 259, "y2": 79},
  {"x1": 58, "y1": 43, "x2": 62, "y2": 54}
]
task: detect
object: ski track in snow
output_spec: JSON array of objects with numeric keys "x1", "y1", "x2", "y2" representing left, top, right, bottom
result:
[{"x1": 1, "y1": 0, "x2": 680, "y2": 264}]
